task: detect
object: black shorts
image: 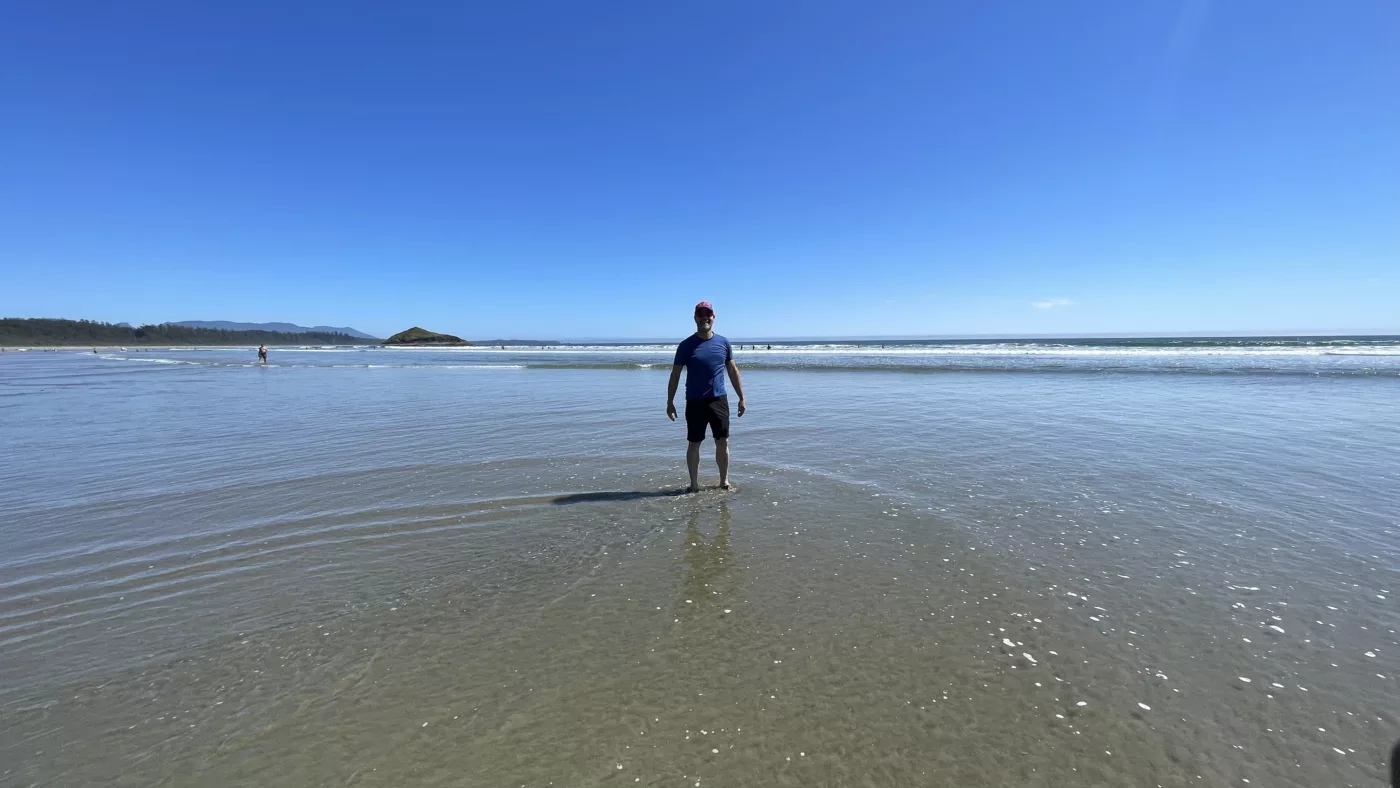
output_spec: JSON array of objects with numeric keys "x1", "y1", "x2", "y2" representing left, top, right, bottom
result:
[{"x1": 685, "y1": 396, "x2": 730, "y2": 443}]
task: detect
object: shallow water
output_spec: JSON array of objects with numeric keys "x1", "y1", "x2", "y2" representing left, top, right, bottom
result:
[{"x1": 1, "y1": 348, "x2": 1396, "y2": 786}]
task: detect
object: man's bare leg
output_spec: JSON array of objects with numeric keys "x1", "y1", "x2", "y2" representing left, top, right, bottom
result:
[
  {"x1": 687, "y1": 441, "x2": 702, "y2": 492},
  {"x1": 715, "y1": 438, "x2": 731, "y2": 489}
]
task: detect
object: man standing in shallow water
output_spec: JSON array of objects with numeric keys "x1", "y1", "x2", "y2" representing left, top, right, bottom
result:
[{"x1": 667, "y1": 301, "x2": 746, "y2": 492}]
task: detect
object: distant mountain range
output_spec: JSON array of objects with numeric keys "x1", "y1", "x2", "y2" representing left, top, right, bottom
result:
[
  {"x1": 1, "y1": 318, "x2": 366, "y2": 347},
  {"x1": 175, "y1": 320, "x2": 379, "y2": 340}
]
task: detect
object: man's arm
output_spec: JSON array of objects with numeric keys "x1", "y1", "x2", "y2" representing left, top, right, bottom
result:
[
  {"x1": 725, "y1": 360, "x2": 746, "y2": 417},
  {"x1": 666, "y1": 365, "x2": 683, "y2": 420}
]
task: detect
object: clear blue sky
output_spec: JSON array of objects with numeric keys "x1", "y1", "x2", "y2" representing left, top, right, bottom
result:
[{"x1": 2, "y1": 1, "x2": 1397, "y2": 340}]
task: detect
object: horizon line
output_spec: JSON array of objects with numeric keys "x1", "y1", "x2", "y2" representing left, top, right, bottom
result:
[
  {"x1": 557, "y1": 329, "x2": 1400, "y2": 343},
  {"x1": 7, "y1": 316, "x2": 1399, "y2": 344}
]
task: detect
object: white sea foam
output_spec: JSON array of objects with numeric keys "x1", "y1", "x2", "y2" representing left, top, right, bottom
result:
[
  {"x1": 88, "y1": 338, "x2": 1400, "y2": 377},
  {"x1": 398, "y1": 342, "x2": 1400, "y2": 358},
  {"x1": 259, "y1": 347, "x2": 373, "y2": 353},
  {"x1": 101, "y1": 355, "x2": 194, "y2": 364}
]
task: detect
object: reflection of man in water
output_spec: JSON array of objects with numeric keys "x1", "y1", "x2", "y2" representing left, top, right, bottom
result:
[
  {"x1": 677, "y1": 502, "x2": 732, "y2": 619},
  {"x1": 667, "y1": 301, "x2": 746, "y2": 492},
  {"x1": 257, "y1": 344, "x2": 268, "y2": 363}
]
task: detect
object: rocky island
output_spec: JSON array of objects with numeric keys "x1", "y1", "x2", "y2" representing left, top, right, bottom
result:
[{"x1": 382, "y1": 327, "x2": 471, "y2": 346}]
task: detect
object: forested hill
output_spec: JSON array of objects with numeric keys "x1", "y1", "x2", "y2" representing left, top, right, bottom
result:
[{"x1": 1, "y1": 318, "x2": 366, "y2": 346}]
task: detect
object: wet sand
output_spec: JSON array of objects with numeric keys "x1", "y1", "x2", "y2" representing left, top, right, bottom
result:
[{"x1": 1, "y1": 352, "x2": 1396, "y2": 786}]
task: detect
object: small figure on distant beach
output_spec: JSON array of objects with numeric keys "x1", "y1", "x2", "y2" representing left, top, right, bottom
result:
[
  {"x1": 257, "y1": 344, "x2": 268, "y2": 364},
  {"x1": 667, "y1": 301, "x2": 746, "y2": 493}
]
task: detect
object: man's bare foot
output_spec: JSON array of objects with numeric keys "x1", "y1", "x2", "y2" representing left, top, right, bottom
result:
[
  {"x1": 687, "y1": 485, "x2": 701, "y2": 494},
  {"x1": 719, "y1": 481, "x2": 735, "y2": 491}
]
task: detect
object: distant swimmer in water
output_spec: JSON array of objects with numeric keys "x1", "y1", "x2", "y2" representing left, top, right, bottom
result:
[
  {"x1": 667, "y1": 301, "x2": 746, "y2": 493},
  {"x1": 257, "y1": 344, "x2": 268, "y2": 364}
]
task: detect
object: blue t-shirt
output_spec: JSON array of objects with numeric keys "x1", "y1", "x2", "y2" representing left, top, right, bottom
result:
[{"x1": 674, "y1": 333, "x2": 732, "y2": 400}]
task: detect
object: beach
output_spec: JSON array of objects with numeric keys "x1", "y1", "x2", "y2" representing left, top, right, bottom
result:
[{"x1": 1, "y1": 343, "x2": 1397, "y2": 786}]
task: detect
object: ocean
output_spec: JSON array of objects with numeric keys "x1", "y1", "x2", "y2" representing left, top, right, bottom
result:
[{"x1": 2, "y1": 339, "x2": 1397, "y2": 786}]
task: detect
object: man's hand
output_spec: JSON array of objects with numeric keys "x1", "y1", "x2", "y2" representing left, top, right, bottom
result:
[
  {"x1": 666, "y1": 401, "x2": 677, "y2": 421},
  {"x1": 725, "y1": 361, "x2": 746, "y2": 418}
]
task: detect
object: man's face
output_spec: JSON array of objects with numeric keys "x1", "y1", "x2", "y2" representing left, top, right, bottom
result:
[{"x1": 694, "y1": 309, "x2": 714, "y2": 331}]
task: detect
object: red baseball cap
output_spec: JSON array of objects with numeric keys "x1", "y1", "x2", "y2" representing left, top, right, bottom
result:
[{"x1": 694, "y1": 301, "x2": 714, "y2": 314}]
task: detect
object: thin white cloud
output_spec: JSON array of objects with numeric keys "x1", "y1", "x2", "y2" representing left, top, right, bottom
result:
[{"x1": 1032, "y1": 298, "x2": 1074, "y2": 309}]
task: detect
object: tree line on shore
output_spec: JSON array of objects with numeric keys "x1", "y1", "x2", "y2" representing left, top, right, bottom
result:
[{"x1": 1, "y1": 318, "x2": 366, "y2": 347}]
